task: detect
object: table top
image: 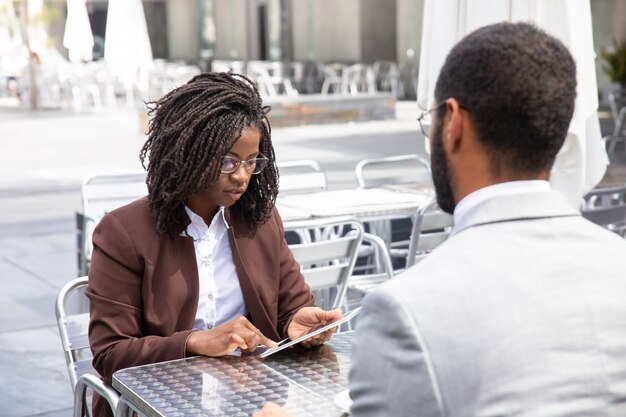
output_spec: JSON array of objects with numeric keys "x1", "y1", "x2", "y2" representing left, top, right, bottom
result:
[
  {"x1": 277, "y1": 187, "x2": 433, "y2": 221},
  {"x1": 113, "y1": 332, "x2": 354, "y2": 417},
  {"x1": 277, "y1": 204, "x2": 313, "y2": 222}
]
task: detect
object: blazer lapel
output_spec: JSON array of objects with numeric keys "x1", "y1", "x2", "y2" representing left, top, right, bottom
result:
[
  {"x1": 174, "y1": 233, "x2": 200, "y2": 329},
  {"x1": 226, "y1": 213, "x2": 281, "y2": 341}
]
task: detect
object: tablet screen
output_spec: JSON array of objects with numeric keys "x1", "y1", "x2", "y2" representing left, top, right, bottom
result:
[{"x1": 260, "y1": 307, "x2": 361, "y2": 358}]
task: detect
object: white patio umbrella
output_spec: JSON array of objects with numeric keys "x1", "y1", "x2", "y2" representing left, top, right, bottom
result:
[
  {"x1": 104, "y1": 0, "x2": 153, "y2": 95},
  {"x1": 417, "y1": 0, "x2": 608, "y2": 208},
  {"x1": 63, "y1": 0, "x2": 93, "y2": 62}
]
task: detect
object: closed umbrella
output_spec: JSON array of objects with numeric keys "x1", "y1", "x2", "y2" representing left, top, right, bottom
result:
[
  {"x1": 63, "y1": 0, "x2": 93, "y2": 62},
  {"x1": 417, "y1": 0, "x2": 608, "y2": 207},
  {"x1": 104, "y1": 0, "x2": 153, "y2": 95}
]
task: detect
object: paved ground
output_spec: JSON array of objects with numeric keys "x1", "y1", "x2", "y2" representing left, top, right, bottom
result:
[{"x1": 0, "y1": 102, "x2": 426, "y2": 417}]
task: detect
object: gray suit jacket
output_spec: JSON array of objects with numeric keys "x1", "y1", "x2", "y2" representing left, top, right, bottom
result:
[{"x1": 350, "y1": 190, "x2": 626, "y2": 417}]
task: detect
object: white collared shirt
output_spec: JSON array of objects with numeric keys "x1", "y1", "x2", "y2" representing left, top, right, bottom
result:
[
  {"x1": 454, "y1": 180, "x2": 552, "y2": 226},
  {"x1": 182, "y1": 206, "x2": 247, "y2": 330}
]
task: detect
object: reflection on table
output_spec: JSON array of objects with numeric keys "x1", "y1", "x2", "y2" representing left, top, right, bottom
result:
[{"x1": 113, "y1": 332, "x2": 354, "y2": 417}]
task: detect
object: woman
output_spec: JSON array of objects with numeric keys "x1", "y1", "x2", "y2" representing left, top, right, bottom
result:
[{"x1": 86, "y1": 72, "x2": 341, "y2": 417}]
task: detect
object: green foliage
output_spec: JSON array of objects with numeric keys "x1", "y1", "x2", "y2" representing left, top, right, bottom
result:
[{"x1": 601, "y1": 39, "x2": 626, "y2": 84}]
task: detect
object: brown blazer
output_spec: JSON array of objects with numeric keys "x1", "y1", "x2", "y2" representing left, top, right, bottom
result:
[{"x1": 86, "y1": 197, "x2": 314, "y2": 417}]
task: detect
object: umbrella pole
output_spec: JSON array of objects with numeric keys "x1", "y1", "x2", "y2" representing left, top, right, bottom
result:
[{"x1": 21, "y1": 0, "x2": 39, "y2": 110}]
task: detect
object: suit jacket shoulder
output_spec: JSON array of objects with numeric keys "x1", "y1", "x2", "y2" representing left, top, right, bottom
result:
[{"x1": 352, "y1": 191, "x2": 626, "y2": 417}]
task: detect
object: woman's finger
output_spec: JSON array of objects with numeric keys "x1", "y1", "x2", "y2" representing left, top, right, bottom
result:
[
  {"x1": 240, "y1": 319, "x2": 277, "y2": 349},
  {"x1": 229, "y1": 333, "x2": 248, "y2": 351}
]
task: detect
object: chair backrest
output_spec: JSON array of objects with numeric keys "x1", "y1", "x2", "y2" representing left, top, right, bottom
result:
[
  {"x1": 406, "y1": 198, "x2": 454, "y2": 268},
  {"x1": 341, "y1": 64, "x2": 376, "y2": 94},
  {"x1": 79, "y1": 171, "x2": 148, "y2": 275},
  {"x1": 581, "y1": 185, "x2": 626, "y2": 236},
  {"x1": 81, "y1": 171, "x2": 148, "y2": 221},
  {"x1": 277, "y1": 160, "x2": 327, "y2": 194},
  {"x1": 56, "y1": 277, "x2": 120, "y2": 417},
  {"x1": 348, "y1": 232, "x2": 395, "y2": 297},
  {"x1": 355, "y1": 154, "x2": 431, "y2": 189},
  {"x1": 211, "y1": 59, "x2": 246, "y2": 75},
  {"x1": 285, "y1": 218, "x2": 364, "y2": 310},
  {"x1": 56, "y1": 277, "x2": 95, "y2": 389},
  {"x1": 609, "y1": 88, "x2": 626, "y2": 123},
  {"x1": 56, "y1": 277, "x2": 93, "y2": 389}
]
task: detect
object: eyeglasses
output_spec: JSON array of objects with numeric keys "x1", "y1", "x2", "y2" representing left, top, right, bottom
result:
[
  {"x1": 417, "y1": 99, "x2": 469, "y2": 139},
  {"x1": 417, "y1": 101, "x2": 446, "y2": 139},
  {"x1": 220, "y1": 154, "x2": 269, "y2": 175}
]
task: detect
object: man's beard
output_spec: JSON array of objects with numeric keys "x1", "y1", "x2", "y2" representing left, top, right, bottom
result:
[{"x1": 430, "y1": 121, "x2": 456, "y2": 214}]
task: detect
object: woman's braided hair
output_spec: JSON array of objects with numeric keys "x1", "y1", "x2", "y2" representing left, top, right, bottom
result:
[{"x1": 139, "y1": 72, "x2": 278, "y2": 237}]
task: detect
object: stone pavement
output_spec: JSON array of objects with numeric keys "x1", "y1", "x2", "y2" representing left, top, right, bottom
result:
[{"x1": 0, "y1": 102, "x2": 424, "y2": 417}]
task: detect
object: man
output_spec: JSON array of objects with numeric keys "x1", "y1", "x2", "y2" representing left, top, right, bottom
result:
[{"x1": 255, "y1": 22, "x2": 626, "y2": 417}]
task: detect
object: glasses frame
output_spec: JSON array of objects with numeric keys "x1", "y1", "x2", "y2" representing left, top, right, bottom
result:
[
  {"x1": 220, "y1": 154, "x2": 270, "y2": 175},
  {"x1": 417, "y1": 101, "x2": 446, "y2": 139},
  {"x1": 417, "y1": 99, "x2": 469, "y2": 139}
]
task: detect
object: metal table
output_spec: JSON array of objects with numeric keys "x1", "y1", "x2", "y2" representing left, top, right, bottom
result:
[
  {"x1": 113, "y1": 332, "x2": 354, "y2": 417},
  {"x1": 277, "y1": 204, "x2": 313, "y2": 222},
  {"x1": 277, "y1": 187, "x2": 433, "y2": 221}
]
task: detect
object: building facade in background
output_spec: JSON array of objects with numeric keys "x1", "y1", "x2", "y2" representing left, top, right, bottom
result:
[{"x1": 16, "y1": 0, "x2": 626, "y2": 99}]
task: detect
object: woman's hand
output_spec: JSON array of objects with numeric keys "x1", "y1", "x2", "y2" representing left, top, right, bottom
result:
[
  {"x1": 252, "y1": 402, "x2": 292, "y2": 417},
  {"x1": 287, "y1": 307, "x2": 343, "y2": 348},
  {"x1": 185, "y1": 316, "x2": 277, "y2": 357}
]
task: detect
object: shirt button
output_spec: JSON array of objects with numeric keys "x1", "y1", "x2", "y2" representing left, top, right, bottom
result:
[
  {"x1": 207, "y1": 324, "x2": 213, "y2": 329},
  {"x1": 208, "y1": 293, "x2": 214, "y2": 300}
]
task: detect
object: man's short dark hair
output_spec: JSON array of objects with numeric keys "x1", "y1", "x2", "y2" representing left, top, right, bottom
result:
[{"x1": 434, "y1": 22, "x2": 576, "y2": 176}]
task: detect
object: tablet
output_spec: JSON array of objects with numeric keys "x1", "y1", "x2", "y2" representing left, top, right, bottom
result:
[{"x1": 260, "y1": 307, "x2": 362, "y2": 358}]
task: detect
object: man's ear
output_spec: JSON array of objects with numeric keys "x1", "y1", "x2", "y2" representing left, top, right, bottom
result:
[{"x1": 443, "y1": 98, "x2": 464, "y2": 153}]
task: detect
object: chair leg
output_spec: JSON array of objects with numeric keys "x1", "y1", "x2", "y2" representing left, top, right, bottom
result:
[{"x1": 116, "y1": 397, "x2": 133, "y2": 417}]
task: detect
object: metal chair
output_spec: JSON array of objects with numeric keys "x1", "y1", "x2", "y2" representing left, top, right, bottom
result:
[
  {"x1": 608, "y1": 88, "x2": 626, "y2": 136},
  {"x1": 581, "y1": 185, "x2": 626, "y2": 237},
  {"x1": 355, "y1": 154, "x2": 431, "y2": 189},
  {"x1": 348, "y1": 232, "x2": 395, "y2": 295},
  {"x1": 77, "y1": 171, "x2": 148, "y2": 275},
  {"x1": 373, "y1": 60, "x2": 403, "y2": 98},
  {"x1": 55, "y1": 277, "x2": 120, "y2": 417},
  {"x1": 354, "y1": 154, "x2": 433, "y2": 268},
  {"x1": 604, "y1": 135, "x2": 626, "y2": 165},
  {"x1": 285, "y1": 218, "x2": 364, "y2": 311},
  {"x1": 340, "y1": 64, "x2": 377, "y2": 95},
  {"x1": 406, "y1": 198, "x2": 454, "y2": 268},
  {"x1": 277, "y1": 160, "x2": 327, "y2": 195},
  {"x1": 321, "y1": 63, "x2": 345, "y2": 95}
]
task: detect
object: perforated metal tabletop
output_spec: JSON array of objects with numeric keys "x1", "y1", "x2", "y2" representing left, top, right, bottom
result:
[{"x1": 113, "y1": 332, "x2": 354, "y2": 417}]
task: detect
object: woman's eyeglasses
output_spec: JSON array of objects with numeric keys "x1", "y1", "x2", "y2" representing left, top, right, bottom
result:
[{"x1": 220, "y1": 154, "x2": 269, "y2": 175}]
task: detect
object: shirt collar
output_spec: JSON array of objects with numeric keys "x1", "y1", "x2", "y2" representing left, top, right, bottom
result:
[
  {"x1": 181, "y1": 206, "x2": 230, "y2": 240},
  {"x1": 453, "y1": 180, "x2": 551, "y2": 226}
]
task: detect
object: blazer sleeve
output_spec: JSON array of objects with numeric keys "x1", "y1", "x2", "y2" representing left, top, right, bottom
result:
[
  {"x1": 86, "y1": 213, "x2": 194, "y2": 384},
  {"x1": 273, "y1": 208, "x2": 316, "y2": 339},
  {"x1": 349, "y1": 288, "x2": 445, "y2": 417}
]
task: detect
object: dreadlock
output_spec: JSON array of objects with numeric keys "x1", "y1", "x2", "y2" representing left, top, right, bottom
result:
[{"x1": 139, "y1": 72, "x2": 279, "y2": 237}]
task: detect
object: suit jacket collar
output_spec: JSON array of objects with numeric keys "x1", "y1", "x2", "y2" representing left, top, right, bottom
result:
[{"x1": 451, "y1": 190, "x2": 580, "y2": 236}]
